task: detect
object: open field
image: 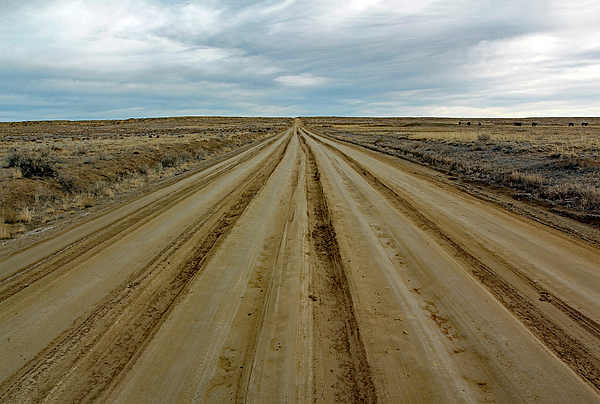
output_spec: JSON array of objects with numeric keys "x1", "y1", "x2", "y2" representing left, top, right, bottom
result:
[
  {"x1": 0, "y1": 117, "x2": 290, "y2": 242},
  {"x1": 305, "y1": 117, "x2": 600, "y2": 223},
  {"x1": 1, "y1": 118, "x2": 600, "y2": 402}
]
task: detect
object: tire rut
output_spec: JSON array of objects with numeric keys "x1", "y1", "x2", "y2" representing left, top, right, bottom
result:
[
  {"x1": 299, "y1": 133, "x2": 377, "y2": 403},
  {"x1": 302, "y1": 127, "x2": 600, "y2": 392},
  {"x1": 0, "y1": 136, "x2": 280, "y2": 304},
  {"x1": 0, "y1": 134, "x2": 292, "y2": 404},
  {"x1": 234, "y1": 133, "x2": 304, "y2": 403}
]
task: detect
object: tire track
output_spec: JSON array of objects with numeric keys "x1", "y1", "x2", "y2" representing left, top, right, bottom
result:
[
  {"x1": 299, "y1": 133, "x2": 377, "y2": 403},
  {"x1": 0, "y1": 133, "x2": 291, "y2": 404},
  {"x1": 234, "y1": 132, "x2": 304, "y2": 402},
  {"x1": 0, "y1": 136, "x2": 280, "y2": 304},
  {"x1": 302, "y1": 127, "x2": 600, "y2": 391}
]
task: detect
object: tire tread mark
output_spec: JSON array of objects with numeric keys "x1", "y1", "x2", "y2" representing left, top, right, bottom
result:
[
  {"x1": 302, "y1": 128, "x2": 600, "y2": 391},
  {"x1": 0, "y1": 137, "x2": 278, "y2": 303},
  {"x1": 0, "y1": 134, "x2": 291, "y2": 404},
  {"x1": 299, "y1": 133, "x2": 377, "y2": 403}
]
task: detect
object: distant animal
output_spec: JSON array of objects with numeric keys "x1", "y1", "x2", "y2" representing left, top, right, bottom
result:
[
  {"x1": 568, "y1": 122, "x2": 575, "y2": 126},
  {"x1": 582, "y1": 122, "x2": 589, "y2": 126},
  {"x1": 467, "y1": 122, "x2": 471, "y2": 126},
  {"x1": 532, "y1": 122, "x2": 537, "y2": 126},
  {"x1": 478, "y1": 122, "x2": 482, "y2": 126},
  {"x1": 458, "y1": 121, "x2": 462, "y2": 125},
  {"x1": 514, "y1": 122, "x2": 522, "y2": 126}
]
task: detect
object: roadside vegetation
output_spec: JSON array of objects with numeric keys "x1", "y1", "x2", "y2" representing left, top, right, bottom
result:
[
  {"x1": 1, "y1": 117, "x2": 290, "y2": 239},
  {"x1": 304, "y1": 117, "x2": 600, "y2": 220}
]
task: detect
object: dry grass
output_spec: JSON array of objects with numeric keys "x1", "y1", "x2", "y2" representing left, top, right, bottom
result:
[
  {"x1": 305, "y1": 117, "x2": 600, "y2": 214},
  {"x1": 2, "y1": 208, "x2": 19, "y2": 224},
  {"x1": 18, "y1": 207, "x2": 33, "y2": 223},
  {"x1": 0, "y1": 116, "x2": 291, "y2": 239},
  {"x1": 0, "y1": 224, "x2": 10, "y2": 240},
  {"x1": 80, "y1": 197, "x2": 96, "y2": 209},
  {"x1": 501, "y1": 171, "x2": 544, "y2": 191}
]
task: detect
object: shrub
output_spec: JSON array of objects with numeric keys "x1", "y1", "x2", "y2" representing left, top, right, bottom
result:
[
  {"x1": 539, "y1": 183, "x2": 580, "y2": 200},
  {"x1": 180, "y1": 151, "x2": 192, "y2": 163},
  {"x1": 137, "y1": 164, "x2": 150, "y2": 175},
  {"x1": 477, "y1": 133, "x2": 491, "y2": 143},
  {"x1": 161, "y1": 152, "x2": 192, "y2": 168},
  {"x1": 4, "y1": 150, "x2": 56, "y2": 178},
  {"x1": 195, "y1": 149, "x2": 206, "y2": 160},
  {"x1": 2, "y1": 209, "x2": 19, "y2": 224},
  {"x1": 161, "y1": 154, "x2": 181, "y2": 168},
  {"x1": 580, "y1": 187, "x2": 600, "y2": 210},
  {"x1": 56, "y1": 172, "x2": 83, "y2": 193},
  {"x1": 540, "y1": 183, "x2": 600, "y2": 211}
]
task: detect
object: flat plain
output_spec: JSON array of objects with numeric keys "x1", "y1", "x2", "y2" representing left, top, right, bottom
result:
[{"x1": 1, "y1": 117, "x2": 600, "y2": 403}]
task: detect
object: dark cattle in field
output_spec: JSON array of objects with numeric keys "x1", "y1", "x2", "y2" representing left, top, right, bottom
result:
[
  {"x1": 569, "y1": 122, "x2": 575, "y2": 126},
  {"x1": 514, "y1": 122, "x2": 522, "y2": 126},
  {"x1": 582, "y1": 122, "x2": 589, "y2": 126},
  {"x1": 467, "y1": 122, "x2": 471, "y2": 126},
  {"x1": 532, "y1": 122, "x2": 537, "y2": 126},
  {"x1": 458, "y1": 121, "x2": 462, "y2": 125},
  {"x1": 478, "y1": 122, "x2": 482, "y2": 126}
]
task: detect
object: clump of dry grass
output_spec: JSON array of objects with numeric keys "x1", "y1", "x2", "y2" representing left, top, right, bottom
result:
[
  {"x1": 501, "y1": 171, "x2": 544, "y2": 191},
  {"x1": 0, "y1": 223, "x2": 11, "y2": 239},
  {"x1": 80, "y1": 197, "x2": 96, "y2": 209},
  {"x1": 539, "y1": 183, "x2": 600, "y2": 210},
  {"x1": 18, "y1": 207, "x2": 33, "y2": 223},
  {"x1": 477, "y1": 133, "x2": 491, "y2": 143},
  {"x1": 0, "y1": 224, "x2": 10, "y2": 239},
  {"x1": 2, "y1": 209, "x2": 19, "y2": 224}
]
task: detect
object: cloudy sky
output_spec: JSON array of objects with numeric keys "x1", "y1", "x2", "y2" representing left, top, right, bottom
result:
[{"x1": 1, "y1": 0, "x2": 600, "y2": 120}]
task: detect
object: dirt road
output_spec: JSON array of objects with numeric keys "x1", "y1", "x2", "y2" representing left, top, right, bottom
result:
[{"x1": 2, "y1": 120, "x2": 600, "y2": 403}]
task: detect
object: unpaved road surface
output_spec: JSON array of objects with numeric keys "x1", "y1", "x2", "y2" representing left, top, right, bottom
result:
[{"x1": 2, "y1": 120, "x2": 600, "y2": 403}]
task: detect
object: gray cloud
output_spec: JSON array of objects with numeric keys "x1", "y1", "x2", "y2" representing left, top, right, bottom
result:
[{"x1": 1, "y1": 0, "x2": 599, "y2": 120}]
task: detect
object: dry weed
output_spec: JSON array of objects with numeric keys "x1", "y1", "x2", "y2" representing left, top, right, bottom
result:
[
  {"x1": 18, "y1": 207, "x2": 34, "y2": 223},
  {"x1": 80, "y1": 197, "x2": 96, "y2": 209},
  {"x1": 0, "y1": 224, "x2": 11, "y2": 239},
  {"x1": 502, "y1": 171, "x2": 544, "y2": 191},
  {"x1": 2, "y1": 209, "x2": 19, "y2": 224}
]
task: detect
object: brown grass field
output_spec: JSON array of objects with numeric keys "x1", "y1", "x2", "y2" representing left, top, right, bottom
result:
[
  {"x1": 4, "y1": 116, "x2": 599, "y2": 239},
  {"x1": 0, "y1": 117, "x2": 291, "y2": 239},
  {"x1": 304, "y1": 117, "x2": 600, "y2": 222}
]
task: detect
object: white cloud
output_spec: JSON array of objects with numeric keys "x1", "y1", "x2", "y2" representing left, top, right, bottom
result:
[
  {"x1": 2, "y1": 0, "x2": 600, "y2": 119},
  {"x1": 275, "y1": 73, "x2": 328, "y2": 87}
]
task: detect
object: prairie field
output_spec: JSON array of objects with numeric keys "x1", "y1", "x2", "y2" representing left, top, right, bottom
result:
[
  {"x1": 305, "y1": 117, "x2": 600, "y2": 219},
  {"x1": 0, "y1": 117, "x2": 290, "y2": 239}
]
